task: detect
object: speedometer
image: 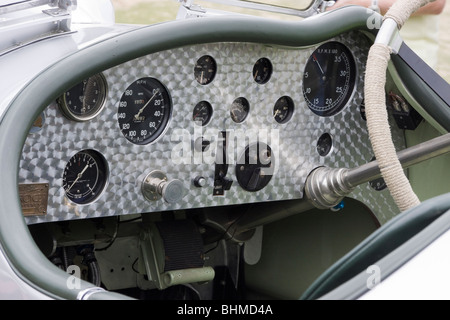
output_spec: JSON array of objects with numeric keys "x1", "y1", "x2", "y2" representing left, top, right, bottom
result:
[
  {"x1": 302, "y1": 41, "x2": 356, "y2": 117},
  {"x1": 118, "y1": 77, "x2": 172, "y2": 145}
]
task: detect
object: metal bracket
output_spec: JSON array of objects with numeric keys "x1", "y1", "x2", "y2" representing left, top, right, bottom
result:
[
  {"x1": 375, "y1": 18, "x2": 403, "y2": 54},
  {"x1": 177, "y1": 0, "x2": 328, "y2": 19},
  {"x1": 0, "y1": 0, "x2": 77, "y2": 56}
]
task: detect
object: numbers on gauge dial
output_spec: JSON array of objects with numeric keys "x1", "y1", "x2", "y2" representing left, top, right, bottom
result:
[
  {"x1": 118, "y1": 77, "x2": 172, "y2": 145},
  {"x1": 62, "y1": 149, "x2": 108, "y2": 205},
  {"x1": 194, "y1": 55, "x2": 217, "y2": 85},
  {"x1": 193, "y1": 101, "x2": 213, "y2": 126},
  {"x1": 302, "y1": 41, "x2": 356, "y2": 117},
  {"x1": 230, "y1": 97, "x2": 250, "y2": 123},
  {"x1": 60, "y1": 73, "x2": 107, "y2": 121},
  {"x1": 273, "y1": 96, "x2": 294, "y2": 124}
]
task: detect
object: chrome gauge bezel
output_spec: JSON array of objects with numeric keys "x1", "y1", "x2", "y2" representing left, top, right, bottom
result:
[{"x1": 59, "y1": 73, "x2": 108, "y2": 122}]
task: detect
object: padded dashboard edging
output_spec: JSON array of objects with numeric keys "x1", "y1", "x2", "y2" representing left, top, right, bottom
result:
[{"x1": 0, "y1": 7, "x2": 377, "y2": 299}]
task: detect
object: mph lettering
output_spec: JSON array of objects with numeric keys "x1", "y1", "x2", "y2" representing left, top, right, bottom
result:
[{"x1": 177, "y1": 304, "x2": 273, "y2": 317}]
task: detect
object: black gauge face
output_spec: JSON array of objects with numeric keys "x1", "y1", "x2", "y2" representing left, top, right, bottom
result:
[
  {"x1": 253, "y1": 57, "x2": 272, "y2": 84},
  {"x1": 118, "y1": 77, "x2": 172, "y2": 145},
  {"x1": 317, "y1": 132, "x2": 333, "y2": 156},
  {"x1": 194, "y1": 55, "x2": 217, "y2": 85},
  {"x1": 60, "y1": 73, "x2": 107, "y2": 121},
  {"x1": 62, "y1": 150, "x2": 108, "y2": 205},
  {"x1": 273, "y1": 96, "x2": 294, "y2": 124},
  {"x1": 193, "y1": 101, "x2": 213, "y2": 126},
  {"x1": 230, "y1": 97, "x2": 250, "y2": 123},
  {"x1": 303, "y1": 42, "x2": 356, "y2": 117}
]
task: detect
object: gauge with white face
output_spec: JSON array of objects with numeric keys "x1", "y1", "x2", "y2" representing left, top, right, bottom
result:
[{"x1": 303, "y1": 41, "x2": 356, "y2": 117}]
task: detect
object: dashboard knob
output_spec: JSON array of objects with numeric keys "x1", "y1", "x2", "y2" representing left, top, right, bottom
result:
[
  {"x1": 142, "y1": 170, "x2": 185, "y2": 204},
  {"x1": 194, "y1": 176, "x2": 207, "y2": 188}
]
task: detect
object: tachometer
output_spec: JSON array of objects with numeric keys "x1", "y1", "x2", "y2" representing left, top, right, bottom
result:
[
  {"x1": 302, "y1": 42, "x2": 356, "y2": 117},
  {"x1": 118, "y1": 77, "x2": 172, "y2": 145}
]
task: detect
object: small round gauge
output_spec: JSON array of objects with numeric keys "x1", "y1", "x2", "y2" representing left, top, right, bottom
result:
[
  {"x1": 59, "y1": 73, "x2": 107, "y2": 121},
  {"x1": 230, "y1": 97, "x2": 250, "y2": 123},
  {"x1": 317, "y1": 132, "x2": 333, "y2": 156},
  {"x1": 273, "y1": 96, "x2": 294, "y2": 124},
  {"x1": 253, "y1": 57, "x2": 272, "y2": 84},
  {"x1": 62, "y1": 149, "x2": 108, "y2": 205},
  {"x1": 118, "y1": 77, "x2": 172, "y2": 145},
  {"x1": 303, "y1": 41, "x2": 356, "y2": 117},
  {"x1": 194, "y1": 55, "x2": 217, "y2": 85},
  {"x1": 193, "y1": 101, "x2": 213, "y2": 126}
]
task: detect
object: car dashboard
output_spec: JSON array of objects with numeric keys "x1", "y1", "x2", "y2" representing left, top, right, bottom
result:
[
  {"x1": 20, "y1": 31, "x2": 404, "y2": 226},
  {"x1": 5, "y1": 4, "x2": 444, "y2": 300}
]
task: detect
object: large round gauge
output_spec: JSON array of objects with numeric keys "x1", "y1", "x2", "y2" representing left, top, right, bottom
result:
[
  {"x1": 302, "y1": 42, "x2": 356, "y2": 117},
  {"x1": 62, "y1": 149, "x2": 108, "y2": 205},
  {"x1": 59, "y1": 73, "x2": 107, "y2": 121},
  {"x1": 118, "y1": 77, "x2": 172, "y2": 145},
  {"x1": 194, "y1": 55, "x2": 217, "y2": 85}
]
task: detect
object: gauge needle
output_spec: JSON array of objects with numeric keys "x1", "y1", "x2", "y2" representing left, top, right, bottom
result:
[
  {"x1": 134, "y1": 89, "x2": 159, "y2": 120},
  {"x1": 313, "y1": 55, "x2": 325, "y2": 75},
  {"x1": 194, "y1": 106, "x2": 205, "y2": 119},
  {"x1": 273, "y1": 109, "x2": 281, "y2": 118},
  {"x1": 67, "y1": 164, "x2": 89, "y2": 192},
  {"x1": 81, "y1": 79, "x2": 89, "y2": 114}
]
